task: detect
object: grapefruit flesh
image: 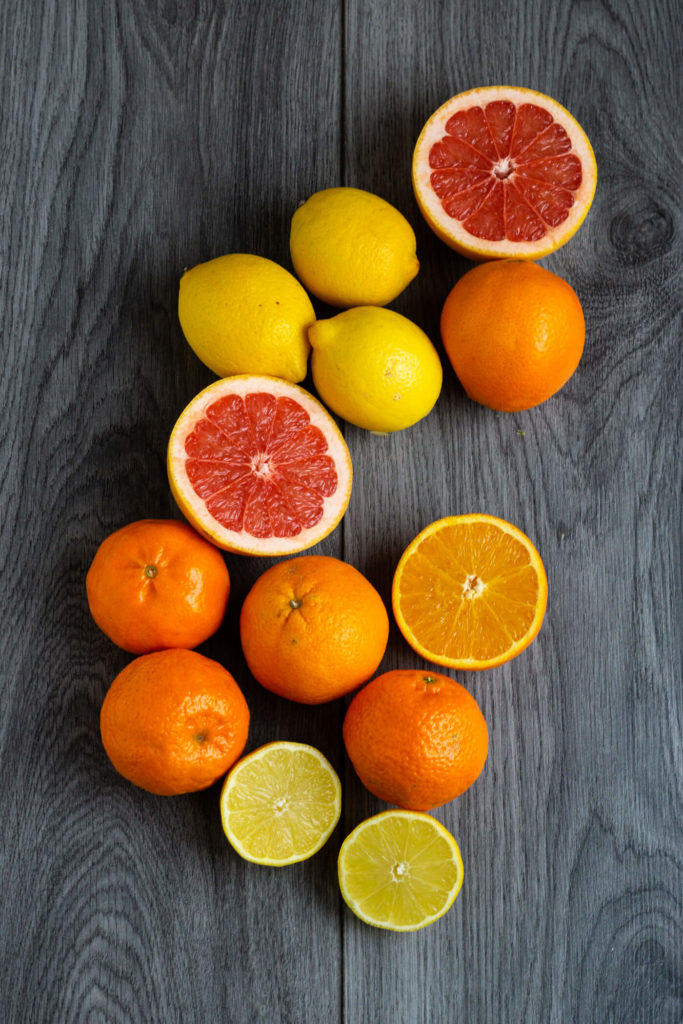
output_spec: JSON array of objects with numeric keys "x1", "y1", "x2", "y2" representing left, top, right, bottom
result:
[
  {"x1": 168, "y1": 376, "x2": 352, "y2": 556},
  {"x1": 412, "y1": 86, "x2": 597, "y2": 259}
]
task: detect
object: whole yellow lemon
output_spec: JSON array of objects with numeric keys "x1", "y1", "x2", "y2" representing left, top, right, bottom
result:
[
  {"x1": 290, "y1": 187, "x2": 419, "y2": 308},
  {"x1": 178, "y1": 254, "x2": 314, "y2": 382},
  {"x1": 309, "y1": 307, "x2": 442, "y2": 433}
]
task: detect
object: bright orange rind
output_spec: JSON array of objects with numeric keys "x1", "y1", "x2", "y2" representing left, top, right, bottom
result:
[{"x1": 392, "y1": 514, "x2": 547, "y2": 670}]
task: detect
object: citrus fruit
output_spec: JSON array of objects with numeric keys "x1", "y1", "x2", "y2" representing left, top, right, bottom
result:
[
  {"x1": 343, "y1": 669, "x2": 488, "y2": 811},
  {"x1": 290, "y1": 186, "x2": 419, "y2": 308},
  {"x1": 440, "y1": 259, "x2": 585, "y2": 411},
  {"x1": 220, "y1": 742, "x2": 341, "y2": 865},
  {"x1": 392, "y1": 514, "x2": 547, "y2": 670},
  {"x1": 240, "y1": 555, "x2": 389, "y2": 704},
  {"x1": 100, "y1": 649, "x2": 250, "y2": 795},
  {"x1": 412, "y1": 85, "x2": 597, "y2": 259},
  {"x1": 338, "y1": 810, "x2": 464, "y2": 931},
  {"x1": 86, "y1": 519, "x2": 230, "y2": 654},
  {"x1": 178, "y1": 254, "x2": 314, "y2": 382},
  {"x1": 167, "y1": 375, "x2": 352, "y2": 556},
  {"x1": 309, "y1": 306, "x2": 442, "y2": 433}
]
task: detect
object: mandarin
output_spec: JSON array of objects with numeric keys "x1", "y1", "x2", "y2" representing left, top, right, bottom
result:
[
  {"x1": 100, "y1": 649, "x2": 249, "y2": 795},
  {"x1": 86, "y1": 519, "x2": 230, "y2": 654},
  {"x1": 343, "y1": 669, "x2": 488, "y2": 811},
  {"x1": 239, "y1": 555, "x2": 389, "y2": 704},
  {"x1": 440, "y1": 260, "x2": 585, "y2": 411}
]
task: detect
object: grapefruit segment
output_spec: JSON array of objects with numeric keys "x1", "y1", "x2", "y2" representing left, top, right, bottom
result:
[
  {"x1": 413, "y1": 86, "x2": 597, "y2": 259},
  {"x1": 438, "y1": 179, "x2": 494, "y2": 221},
  {"x1": 504, "y1": 184, "x2": 547, "y2": 241},
  {"x1": 483, "y1": 100, "x2": 516, "y2": 156},
  {"x1": 445, "y1": 107, "x2": 500, "y2": 160},
  {"x1": 509, "y1": 105, "x2": 554, "y2": 157},
  {"x1": 168, "y1": 376, "x2": 352, "y2": 556},
  {"x1": 512, "y1": 176, "x2": 575, "y2": 227},
  {"x1": 465, "y1": 181, "x2": 506, "y2": 240}
]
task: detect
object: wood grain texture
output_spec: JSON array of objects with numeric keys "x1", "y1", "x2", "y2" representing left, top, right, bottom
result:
[
  {"x1": 341, "y1": 0, "x2": 682, "y2": 1023},
  {"x1": 0, "y1": 2, "x2": 344, "y2": 1022},
  {"x1": 0, "y1": 0, "x2": 681, "y2": 1022}
]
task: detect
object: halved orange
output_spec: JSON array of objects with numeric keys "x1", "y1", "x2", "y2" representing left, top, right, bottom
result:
[
  {"x1": 168, "y1": 375, "x2": 352, "y2": 556},
  {"x1": 392, "y1": 514, "x2": 547, "y2": 670},
  {"x1": 412, "y1": 86, "x2": 597, "y2": 260}
]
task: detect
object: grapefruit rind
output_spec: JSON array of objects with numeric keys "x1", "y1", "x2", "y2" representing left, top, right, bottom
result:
[
  {"x1": 412, "y1": 86, "x2": 597, "y2": 260},
  {"x1": 167, "y1": 375, "x2": 352, "y2": 557},
  {"x1": 392, "y1": 513, "x2": 548, "y2": 670}
]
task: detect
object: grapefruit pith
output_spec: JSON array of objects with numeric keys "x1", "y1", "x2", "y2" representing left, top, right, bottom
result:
[
  {"x1": 168, "y1": 376, "x2": 352, "y2": 556},
  {"x1": 412, "y1": 86, "x2": 597, "y2": 260}
]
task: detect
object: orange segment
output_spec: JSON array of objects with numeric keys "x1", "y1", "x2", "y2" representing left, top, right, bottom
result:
[{"x1": 392, "y1": 514, "x2": 547, "y2": 670}]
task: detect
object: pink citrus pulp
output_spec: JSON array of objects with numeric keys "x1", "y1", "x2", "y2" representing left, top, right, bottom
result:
[
  {"x1": 412, "y1": 85, "x2": 597, "y2": 259},
  {"x1": 168, "y1": 375, "x2": 352, "y2": 556}
]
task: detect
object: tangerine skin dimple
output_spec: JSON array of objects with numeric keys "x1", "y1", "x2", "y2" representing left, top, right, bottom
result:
[
  {"x1": 240, "y1": 555, "x2": 389, "y2": 704},
  {"x1": 86, "y1": 518, "x2": 230, "y2": 654},
  {"x1": 343, "y1": 669, "x2": 489, "y2": 811}
]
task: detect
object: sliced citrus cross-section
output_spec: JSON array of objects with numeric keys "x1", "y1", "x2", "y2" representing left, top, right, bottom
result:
[
  {"x1": 392, "y1": 514, "x2": 547, "y2": 670},
  {"x1": 168, "y1": 375, "x2": 352, "y2": 556},
  {"x1": 220, "y1": 742, "x2": 342, "y2": 866},
  {"x1": 338, "y1": 810, "x2": 464, "y2": 931},
  {"x1": 412, "y1": 85, "x2": 597, "y2": 259}
]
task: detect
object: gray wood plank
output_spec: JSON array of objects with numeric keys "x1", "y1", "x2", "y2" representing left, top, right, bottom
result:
[
  {"x1": 0, "y1": 2, "x2": 344, "y2": 1022},
  {"x1": 1, "y1": 0, "x2": 681, "y2": 1022},
  {"x1": 340, "y1": 1, "x2": 682, "y2": 1022}
]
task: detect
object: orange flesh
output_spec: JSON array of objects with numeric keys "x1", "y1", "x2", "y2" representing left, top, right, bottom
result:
[
  {"x1": 429, "y1": 101, "x2": 583, "y2": 242},
  {"x1": 396, "y1": 522, "x2": 542, "y2": 662},
  {"x1": 183, "y1": 392, "x2": 338, "y2": 539}
]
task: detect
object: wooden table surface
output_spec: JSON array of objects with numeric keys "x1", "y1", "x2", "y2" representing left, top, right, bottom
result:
[{"x1": 1, "y1": 1, "x2": 681, "y2": 1022}]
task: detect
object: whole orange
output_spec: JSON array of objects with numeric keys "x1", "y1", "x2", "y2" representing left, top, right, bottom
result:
[
  {"x1": 100, "y1": 649, "x2": 250, "y2": 795},
  {"x1": 343, "y1": 669, "x2": 488, "y2": 811},
  {"x1": 440, "y1": 260, "x2": 585, "y2": 411},
  {"x1": 86, "y1": 519, "x2": 230, "y2": 654},
  {"x1": 239, "y1": 555, "x2": 389, "y2": 704}
]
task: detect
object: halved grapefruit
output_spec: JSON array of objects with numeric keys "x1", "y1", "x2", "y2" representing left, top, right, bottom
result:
[
  {"x1": 412, "y1": 86, "x2": 597, "y2": 260},
  {"x1": 168, "y1": 376, "x2": 352, "y2": 556}
]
